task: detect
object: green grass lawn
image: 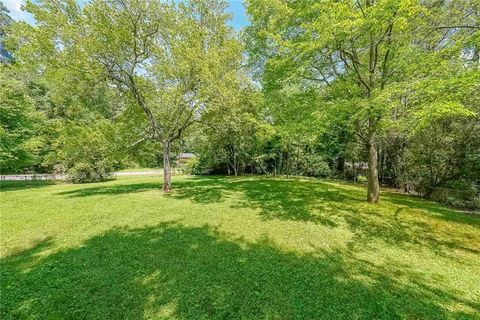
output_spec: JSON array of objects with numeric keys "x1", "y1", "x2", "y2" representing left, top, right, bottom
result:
[
  {"x1": 117, "y1": 167, "x2": 163, "y2": 172},
  {"x1": 1, "y1": 175, "x2": 479, "y2": 319}
]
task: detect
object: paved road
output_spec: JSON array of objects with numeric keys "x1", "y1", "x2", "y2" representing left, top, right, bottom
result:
[{"x1": 0, "y1": 170, "x2": 163, "y2": 181}]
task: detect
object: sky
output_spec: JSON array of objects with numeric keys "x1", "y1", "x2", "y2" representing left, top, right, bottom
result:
[
  {"x1": 3, "y1": 0, "x2": 36, "y2": 24},
  {"x1": 3, "y1": 0, "x2": 250, "y2": 30}
]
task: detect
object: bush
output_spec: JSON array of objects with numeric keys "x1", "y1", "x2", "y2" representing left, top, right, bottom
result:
[
  {"x1": 428, "y1": 181, "x2": 480, "y2": 210},
  {"x1": 183, "y1": 156, "x2": 212, "y2": 175},
  {"x1": 65, "y1": 160, "x2": 113, "y2": 183},
  {"x1": 47, "y1": 122, "x2": 118, "y2": 183},
  {"x1": 296, "y1": 153, "x2": 331, "y2": 178},
  {"x1": 356, "y1": 175, "x2": 368, "y2": 183},
  {"x1": 0, "y1": 69, "x2": 43, "y2": 173}
]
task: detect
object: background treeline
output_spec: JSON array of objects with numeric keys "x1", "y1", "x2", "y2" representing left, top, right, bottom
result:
[{"x1": 0, "y1": 0, "x2": 479, "y2": 208}]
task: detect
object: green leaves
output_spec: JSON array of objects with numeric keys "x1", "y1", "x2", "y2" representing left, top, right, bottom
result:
[
  {"x1": 9, "y1": 0, "x2": 244, "y2": 179},
  {"x1": 413, "y1": 101, "x2": 475, "y2": 133},
  {"x1": 47, "y1": 120, "x2": 119, "y2": 182},
  {"x1": 0, "y1": 67, "x2": 43, "y2": 173}
]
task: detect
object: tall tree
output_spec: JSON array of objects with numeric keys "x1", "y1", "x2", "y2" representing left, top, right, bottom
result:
[
  {"x1": 13, "y1": 0, "x2": 242, "y2": 191},
  {"x1": 246, "y1": 0, "x2": 479, "y2": 203},
  {"x1": 0, "y1": 65, "x2": 44, "y2": 173}
]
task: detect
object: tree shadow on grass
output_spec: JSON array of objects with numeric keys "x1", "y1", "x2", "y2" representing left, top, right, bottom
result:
[
  {"x1": 383, "y1": 193, "x2": 480, "y2": 228},
  {"x1": 56, "y1": 176, "x2": 227, "y2": 199},
  {"x1": 2, "y1": 223, "x2": 477, "y2": 319},
  {"x1": 228, "y1": 178, "x2": 361, "y2": 227},
  {"x1": 171, "y1": 177, "x2": 480, "y2": 256},
  {"x1": 56, "y1": 176, "x2": 480, "y2": 255},
  {"x1": 55, "y1": 175, "x2": 302, "y2": 205},
  {"x1": 171, "y1": 177, "x2": 361, "y2": 224},
  {"x1": 0, "y1": 180, "x2": 55, "y2": 192},
  {"x1": 57, "y1": 182, "x2": 163, "y2": 197},
  {"x1": 165, "y1": 176, "x2": 230, "y2": 204}
]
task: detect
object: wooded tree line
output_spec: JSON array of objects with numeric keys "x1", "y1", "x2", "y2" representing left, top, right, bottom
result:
[{"x1": 1, "y1": 0, "x2": 479, "y2": 208}]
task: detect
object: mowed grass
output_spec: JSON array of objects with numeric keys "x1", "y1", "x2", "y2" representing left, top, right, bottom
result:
[{"x1": 1, "y1": 175, "x2": 479, "y2": 319}]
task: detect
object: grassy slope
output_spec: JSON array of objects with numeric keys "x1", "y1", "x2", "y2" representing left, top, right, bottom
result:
[{"x1": 1, "y1": 175, "x2": 479, "y2": 319}]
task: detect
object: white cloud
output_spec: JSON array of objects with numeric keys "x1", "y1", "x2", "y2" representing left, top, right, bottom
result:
[{"x1": 3, "y1": 0, "x2": 35, "y2": 24}]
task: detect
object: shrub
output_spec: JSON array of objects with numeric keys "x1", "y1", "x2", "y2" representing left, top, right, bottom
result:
[
  {"x1": 65, "y1": 160, "x2": 113, "y2": 183},
  {"x1": 183, "y1": 156, "x2": 212, "y2": 175},
  {"x1": 296, "y1": 153, "x2": 331, "y2": 178},
  {"x1": 428, "y1": 181, "x2": 480, "y2": 210},
  {"x1": 47, "y1": 122, "x2": 118, "y2": 183}
]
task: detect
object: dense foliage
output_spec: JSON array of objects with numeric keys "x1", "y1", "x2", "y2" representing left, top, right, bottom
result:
[
  {"x1": 0, "y1": 0, "x2": 478, "y2": 207},
  {"x1": 0, "y1": 66, "x2": 42, "y2": 172},
  {"x1": 244, "y1": 0, "x2": 479, "y2": 205}
]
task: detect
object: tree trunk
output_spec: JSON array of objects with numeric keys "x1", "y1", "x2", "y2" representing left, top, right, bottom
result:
[
  {"x1": 273, "y1": 158, "x2": 277, "y2": 178},
  {"x1": 163, "y1": 141, "x2": 172, "y2": 192},
  {"x1": 352, "y1": 158, "x2": 356, "y2": 183},
  {"x1": 278, "y1": 151, "x2": 283, "y2": 175},
  {"x1": 367, "y1": 141, "x2": 380, "y2": 203},
  {"x1": 337, "y1": 154, "x2": 345, "y2": 173},
  {"x1": 286, "y1": 147, "x2": 290, "y2": 178},
  {"x1": 233, "y1": 149, "x2": 238, "y2": 176}
]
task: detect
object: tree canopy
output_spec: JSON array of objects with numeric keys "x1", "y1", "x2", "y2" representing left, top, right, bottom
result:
[{"x1": 1, "y1": 0, "x2": 478, "y2": 207}]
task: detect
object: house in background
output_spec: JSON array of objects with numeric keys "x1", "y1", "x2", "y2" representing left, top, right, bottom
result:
[{"x1": 176, "y1": 153, "x2": 196, "y2": 166}]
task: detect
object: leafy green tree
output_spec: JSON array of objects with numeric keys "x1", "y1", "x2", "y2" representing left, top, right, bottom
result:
[
  {"x1": 190, "y1": 85, "x2": 263, "y2": 175},
  {"x1": 0, "y1": 66, "x2": 43, "y2": 173},
  {"x1": 44, "y1": 121, "x2": 119, "y2": 182},
  {"x1": 13, "y1": 0, "x2": 242, "y2": 191},
  {"x1": 3, "y1": 31, "x2": 122, "y2": 178},
  {"x1": 246, "y1": 0, "x2": 479, "y2": 203},
  {"x1": 394, "y1": 70, "x2": 480, "y2": 207}
]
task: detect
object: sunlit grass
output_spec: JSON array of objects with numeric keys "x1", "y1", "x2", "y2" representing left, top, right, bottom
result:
[
  {"x1": 1, "y1": 175, "x2": 479, "y2": 319},
  {"x1": 116, "y1": 167, "x2": 162, "y2": 172}
]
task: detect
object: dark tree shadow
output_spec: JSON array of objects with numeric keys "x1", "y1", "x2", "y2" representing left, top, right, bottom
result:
[
  {"x1": 171, "y1": 177, "x2": 361, "y2": 226},
  {"x1": 227, "y1": 178, "x2": 361, "y2": 227},
  {"x1": 55, "y1": 176, "x2": 480, "y2": 256},
  {"x1": 57, "y1": 182, "x2": 163, "y2": 197},
  {"x1": 383, "y1": 193, "x2": 480, "y2": 228},
  {"x1": 0, "y1": 180, "x2": 54, "y2": 192},
  {"x1": 165, "y1": 176, "x2": 230, "y2": 204},
  {"x1": 171, "y1": 178, "x2": 480, "y2": 255},
  {"x1": 2, "y1": 223, "x2": 477, "y2": 319}
]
